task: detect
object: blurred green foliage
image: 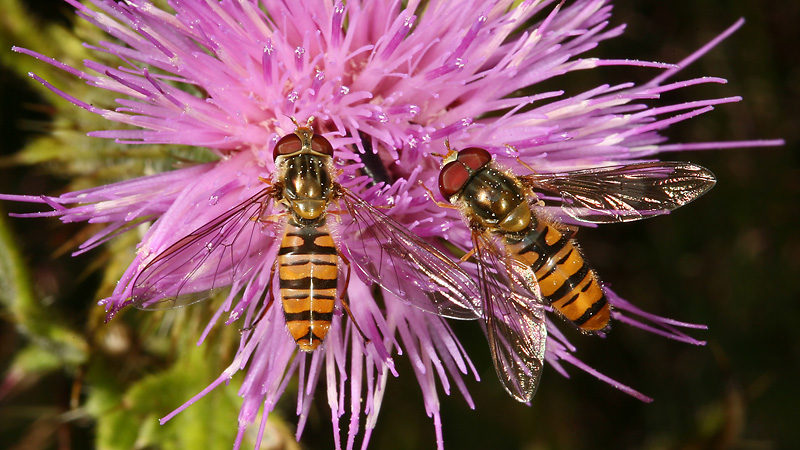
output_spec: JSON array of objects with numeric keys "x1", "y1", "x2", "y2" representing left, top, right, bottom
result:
[{"x1": 1, "y1": 0, "x2": 797, "y2": 449}]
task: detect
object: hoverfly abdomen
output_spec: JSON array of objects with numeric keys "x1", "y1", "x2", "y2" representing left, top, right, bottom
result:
[
  {"x1": 278, "y1": 216, "x2": 338, "y2": 351},
  {"x1": 506, "y1": 221, "x2": 610, "y2": 331}
]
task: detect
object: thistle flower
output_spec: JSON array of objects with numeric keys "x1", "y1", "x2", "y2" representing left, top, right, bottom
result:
[{"x1": 1, "y1": 0, "x2": 783, "y2": 449}]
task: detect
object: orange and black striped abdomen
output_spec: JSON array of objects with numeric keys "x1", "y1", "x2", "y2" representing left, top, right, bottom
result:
[
  {"x1": 278, "y1": 218, "x2": 338, "y2": 351},
  {"x1": 506, "y1": 218, "x2": 610, "y2": 331}
]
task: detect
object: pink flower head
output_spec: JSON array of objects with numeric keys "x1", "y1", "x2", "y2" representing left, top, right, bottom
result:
[{"x1": 1, "y1": 0, "x2": 783, "y2": 449}]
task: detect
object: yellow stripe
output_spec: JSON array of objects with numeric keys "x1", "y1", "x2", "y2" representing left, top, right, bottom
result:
[
  {"x1": 543, "y1": 225, "x2": 563, "y2": 246},
  {"x1": 559, "y1": 248, "x2": 584, "y2": 277},
  {"x1": 537, "y1": 271, "x2": 562, "y2": 297},
  {"x1": 314, "y1": 234, "x2": 336, "y2": 248},
  {"x1": 281, "y1": 234, "x2": 305, "y2": 247},
  {"x1": 311, "y1": 263, "x2": 338, "y2": 281},
  {"x1": 280, "y1": 263, "x2": 311, "y2": 280},
  {"x1": 282, "y1": 297, "x2": 311, "y2": 314}
]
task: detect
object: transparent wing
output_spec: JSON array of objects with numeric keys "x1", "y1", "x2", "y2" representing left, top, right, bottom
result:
[
  {"x1": 520, "y1": 162, "x2": 716, "y2": 223},
  {"x1": 132, "y1": 187, "x2": 281, "y2": 310},
  {"x1": 471, "y1": 231, "x2": 547, "y2": 402},
  {"x1": 338, "y1": 188, "x2": 482, "y2": 320}
]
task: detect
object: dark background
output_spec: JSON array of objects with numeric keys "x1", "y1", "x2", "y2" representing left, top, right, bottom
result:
[{"x1": 1, "y1": 0, "x2": 796, "y2": 449}]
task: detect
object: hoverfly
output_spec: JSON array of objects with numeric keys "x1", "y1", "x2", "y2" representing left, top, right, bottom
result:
[
  {"x1": 129, "y1": 119, "x2": 481, "y2": 351},
  {"x1": 434, "y1": 144, "x2": 716, "y2": 401}
]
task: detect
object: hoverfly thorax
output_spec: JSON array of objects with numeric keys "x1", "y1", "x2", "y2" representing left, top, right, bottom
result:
[
  {"x1": 439, "y1": 147, "x2": 532, "y2": 233},
  {"x1": 274, "y1": 126, "x2": 336, "y2": 221}
]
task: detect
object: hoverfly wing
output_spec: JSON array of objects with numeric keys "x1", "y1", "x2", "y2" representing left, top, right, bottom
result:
[
  {"x1": 132, "y1": 187, "x2": 280, "y2": 310},
  {"x1": 520, "y1": 162, "x2": 716, "y2": 223},
  {"x1": 338, "y1": 188, "x2": 482, "y2": 320},
  {"x1": 472, "y1": 232, "x2": 547, "y2": 402}
]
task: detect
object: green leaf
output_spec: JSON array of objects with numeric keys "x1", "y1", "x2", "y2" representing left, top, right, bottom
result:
[
  {"x1": 0, "y1": 210, "x2": 88, "y2": 367},
  {"x1": 92, "y1": 311, "x2": 297, "y2": 450}
]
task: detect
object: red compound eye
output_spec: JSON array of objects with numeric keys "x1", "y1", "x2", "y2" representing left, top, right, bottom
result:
[
  {"x1": 457, "y1": 147, "x2": 492, "y2": 171},
  {"x1": 439, "y1": 160, "x2": 471, "y2": 200},
  {"x1": 311, "y1": 133, "x2": 334, "y2": 156},
  {"x1": 273, "y1": 133, "x2": 303, "y2": 160}
]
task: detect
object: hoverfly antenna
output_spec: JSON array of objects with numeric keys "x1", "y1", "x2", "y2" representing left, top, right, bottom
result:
[
  {"x1": 287, "y1": 116, "x2": 316, "y2": 131},
  {"x1": 445, "y1": 139, "x2": 457, "y2": 158},
  {"x1": 435, "y1": 138, "x2": 459, "y2": 164},
  {"x1": 431, "y1": 138, "x2": 458, "y2": 160},
  {"x1": 289, "y1": 117, "x2": 317, "y2": 141}
]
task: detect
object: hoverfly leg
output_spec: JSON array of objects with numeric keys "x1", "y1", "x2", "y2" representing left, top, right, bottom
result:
[
  {"x1": 508, "y1": 158, "x2": 547, "y2": 207},
  {"x1": 420, "y1": 182, "x2": 459, "y2": 209},
  {"x1": 509, "y1": 149, "x2": 547, "y2": 205},
  {"x1": 460, "y1": 248, "x2": 476, "y2": 263},
  {"x1": 503, "y1": 144, "x2": 538, "y2": 174},
  {"x1": 240, "y1": 262, "x2": 278, "y2": 333},
  {"x1": 250, "y1": 177, "x2": 283, "y2": 223},
  {"x1": 514, "y1": 157, "x2": 539, "y2": 175},
  {"x1": 253, "y1": 211, "x2": 284, "y2": 224},
  {"x1": 366, "y1": 200, "x2": 394, "y2": 211},
  {"x1": 326, "y1": 198, "x2": 348, "y2": 225},
  {"x1": 337, "y1": 250, "x2": 371, "y2": 347}
]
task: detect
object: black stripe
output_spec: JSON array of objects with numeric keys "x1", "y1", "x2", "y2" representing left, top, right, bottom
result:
[
  {"x1": 513, "y1": 231, "x2": 548, "y2": 270},
  {"x1": 283, "y1": 293, "x2": 336, "y2": 300},
  {"x1": 280, "y1": 258, "x2": 337, "y2": 266},
  {"x1": 537, "y1": 261, "x2": 556, "y2": 281},
  {"x1": 294, "y1": 328, "x2": 324, "y2": 344},
  {"x1": 561, "y1": 292, "x2": 580, "y2": 307},
  {"x1": 514, "y1": 226, "x2": 543, "y2": 254},
  {"x1": 279, "y1": 237, "x2": 338, "y2": 255},
  {"x1": 572, "y1": 295, "x2": 608, "y2": 326},
  {"x1": 285, "y1": 228, "x2": 324, "y2": 237},
  {"x1": 280, "y1": 276, "x2": 337, "y2": 290},
  {"x1": 538, "y1": 248, "x2": 575, "y2": 281},
  {"x1": 516, "y1": 226, "x2": 571, "y2": 272},
  {"x1": 546, "y1": 262, "x2": 590, "y2": 303},
  {"x1": 284, "y1": 310, "x2": 335, "y2": 322},
  {"x1": 280, "y1": 219, "x2": 337, "y2": 256},
  {"x1": 557, "y1": 248, "x2": 575, "y2": 265},
  {"x1": 537, "y1": 227, "x2": 571, "y2": 254}
]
